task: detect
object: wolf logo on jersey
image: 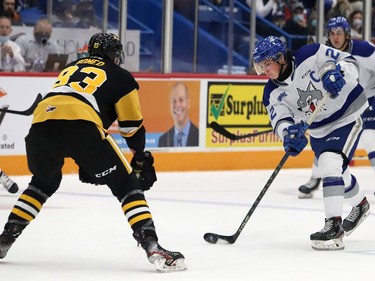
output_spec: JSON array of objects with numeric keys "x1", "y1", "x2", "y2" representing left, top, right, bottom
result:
[{"x1": 297, "y1": 82, "x2": 324, "y2": 115}]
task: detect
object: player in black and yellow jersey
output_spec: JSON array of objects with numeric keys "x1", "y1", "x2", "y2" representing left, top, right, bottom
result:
[{"x1": 0, "y1": 33, "x2": 186, "y2": 272}]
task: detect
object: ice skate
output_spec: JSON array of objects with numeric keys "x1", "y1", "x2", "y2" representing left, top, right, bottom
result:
[
  {"x1": 0, "y1": 223, "x2": 24, "y2": 259},
  {"x1": 145, "y1": 240, "x2": 186, "y2": 272},
  {"x1": 298, "y1": 177, "x2": 321, "y2": 199},
  {"x1": 0, "y1": 170, "x2": 19, "y2": 194},
  {"x1": 310, "y1": 217, "x2": 345, "y2": 251},
  {"x1": 133, "y1": 229, "x2": 186, "y2": 272},
  {"x1": 343, "y1": 197, "x2": 370, "y2": 236}
]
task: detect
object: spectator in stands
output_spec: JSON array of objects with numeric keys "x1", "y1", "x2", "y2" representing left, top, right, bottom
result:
[
  {"x1": 0, "y1": 15, "x2": 24, "y2": 71},
  {"x1": 327, "y1": 0, "x2": 353, "y2": 19},
  {"x1": 0, "y1": 0, "x2": 22, "y2": 26},
  {"x1": 74, "y1": 0, "x2": 100, "y2": 28},
  {"x1": 51, "y1": 0, "x2": 78, "y2": 28},
  {"x1": 246, "y1": 0, "x2": 282, "y2": 21},
  {"x1": 15, "y1": 18, "x2": 63, "y2": 71},
  {"x1": 272, "y1": 10, "x2": 286, "y2": 29},
  {"x1": 349, "y1": 0, "x2": 362, "y2": 12},
  {"x1": 283, "y1": 2, "x2": 309, "y2": 50},
  {"x1": 348, "y1": 9, "x2": 363, "y2": 40},
  {"x1": 284, "y1": 2, "x2": 308, "y2": 32}
]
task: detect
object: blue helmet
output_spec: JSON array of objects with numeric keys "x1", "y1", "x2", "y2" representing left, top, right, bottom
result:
[
  {"x1": 326, "y1": 16, "x2": 351, "y2": 35},
  {"x1": 253, "y1": 36, "x2": 286, "y2": 75},
  {"x1": 253, "y1": 36, "x2": 286, "y2": 64}
]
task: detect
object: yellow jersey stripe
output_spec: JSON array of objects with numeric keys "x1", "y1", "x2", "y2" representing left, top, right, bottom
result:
[
  {"x1": 11, "y1": 207, "x2": 34, "y2": 221},
  {"x1": 20, "y1": 194, "x2": 42, "y2": 210},
  {"x1": 128, "y1": 213, "x2": 152, "y2": 226},
  {"x1": 122, "y1": 200, "x2": 147, "y2": 212}
]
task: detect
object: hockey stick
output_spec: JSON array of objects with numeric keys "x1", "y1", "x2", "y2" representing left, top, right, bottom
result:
[
  {"x1": 0, "y1": 93, "x2": 42, "y2": 116},
  {"x1": 210, "y1": 121, "x2": 273, "y2": 140},
  {"x1": 204, "y1": 94, "x2": 329, "y2": 245}
]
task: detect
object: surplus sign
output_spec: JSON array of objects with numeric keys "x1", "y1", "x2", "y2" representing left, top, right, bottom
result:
[
  {"x1": 207, "y1": 82, "x2": 269, "y2": 126},
  {"x1": 206, "y1": 81, "x2": 280, "y2": 148}
]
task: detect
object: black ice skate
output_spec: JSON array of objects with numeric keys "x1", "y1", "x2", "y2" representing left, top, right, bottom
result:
[
  {"x1": 133, "y1": 229, "x2": 186, "y2": 272},
  {"x1": 343, "y1": 197, "x2": 370, "y2": 236},
  {"x1": 310, "y1": 217, "x2": 344, "y2": 251},
  {"x1": 298, "y1": 177, "x2": 321, "y2": 199},
  {"x1": 0, "y1": 223, "x2": 24, "y2": 259},
  {"x1": 0, "y1": 170, "x2": 19, "y2": 194}
]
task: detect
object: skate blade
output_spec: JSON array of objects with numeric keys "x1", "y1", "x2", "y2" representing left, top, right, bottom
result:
[
  {"x1": 311, "y1": 238, "x2": 345, "y2": 251},
  {"x1": 153, "y1": 258, "x2": 187, "y2": 272},
  {"x1": 298, "y1": 192, "x2": 314, "y2": 199},
  {"x1": 345, "y1": 209, "x2": 371, "y2": 236}
]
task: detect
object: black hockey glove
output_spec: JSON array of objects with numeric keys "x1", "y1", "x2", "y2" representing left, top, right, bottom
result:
[
  {"x1": 131, "y1": 151, "x2": 157, "y2": 191},
  {"x1": 79, "y1": 168, "x2": 99, "y2": 186}
]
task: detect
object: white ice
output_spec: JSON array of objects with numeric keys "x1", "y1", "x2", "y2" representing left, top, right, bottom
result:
[{"x1": 1, "y1": 166, "x2": 375, "y2": 281}]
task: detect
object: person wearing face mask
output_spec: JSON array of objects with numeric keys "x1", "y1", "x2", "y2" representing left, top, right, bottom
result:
[
  {"x1": 14, "y1": 18, "x2": 63, "y2": 71},
  {"x1": 0, "y1": 15, "x2": 24, "y2": 71},
  {"x1": 283, "y1": 2, "x2": 309, "y2": 50},
  {"x1": 349, "y1": 10, "x2": 363, "y2": 39}
]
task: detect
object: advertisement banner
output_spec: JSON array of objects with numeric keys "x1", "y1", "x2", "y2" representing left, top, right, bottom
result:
[
  {"x1": 206, "y1": 81, "x2": 282, "y2": 148},
  {"x1": 109, "y1": 79, "x2": 201, "y2": 150}
]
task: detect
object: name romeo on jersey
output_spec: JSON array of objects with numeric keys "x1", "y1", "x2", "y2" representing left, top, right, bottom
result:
[
  {"x1": 32, "y1": 54, "x2": 142, "y2": 138},
  {"x1": 263, "y1": 43, "x2": 367, "y2": 139}
]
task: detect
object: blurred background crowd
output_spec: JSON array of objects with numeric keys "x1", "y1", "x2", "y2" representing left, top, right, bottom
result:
[{"x1": 0, "y1": 0, "x2": 374, "y2": 73}]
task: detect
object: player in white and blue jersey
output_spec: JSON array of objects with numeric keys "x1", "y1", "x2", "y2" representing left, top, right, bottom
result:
[
  {"x1": 253, "y1": 35, "x2": 369, "y2": 250},
  {"x1": 299, "y1": 17, "x2": 375, "y2": 199}
]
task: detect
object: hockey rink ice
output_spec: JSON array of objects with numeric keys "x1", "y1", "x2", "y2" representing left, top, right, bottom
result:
[{"x1": 1, "y1": 166, "x2": 375, "y2": 281}]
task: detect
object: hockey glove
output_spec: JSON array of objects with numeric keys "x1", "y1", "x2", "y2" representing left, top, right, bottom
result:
[
  {"x1": 79, "y1": 168, "x2": 99, "y2": 186},
  {"x1": 283, "y1": 122, "x2": 308, "y2": 157},
  {"x1": 320, "y1": 61, "x2": 346, "y2": 99},
  {"x1": 131, "y1": 151, "x2": 157, "y2": 191}
]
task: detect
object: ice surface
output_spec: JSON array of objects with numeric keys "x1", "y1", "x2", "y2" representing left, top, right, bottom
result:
[{"x1": 1, "y1": 167, "x2": 374, "y2": 281}]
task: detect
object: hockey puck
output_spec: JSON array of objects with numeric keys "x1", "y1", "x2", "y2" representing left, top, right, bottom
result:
[{"x1": 203, "y1": 233, "x2": 218, "y2": 244}]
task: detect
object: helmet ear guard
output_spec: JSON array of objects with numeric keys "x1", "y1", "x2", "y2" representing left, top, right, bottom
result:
[{"x1": 88, "y1": 33, "x2": 125, "y2": 65}]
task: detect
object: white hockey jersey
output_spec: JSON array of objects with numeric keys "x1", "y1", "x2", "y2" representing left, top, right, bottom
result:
[
  {"x1": 350, "y1": 40, "x2": 375, "y2": 100},
  {"x1": 263, "y1": 43, "x2": 368, "y2": 139}
]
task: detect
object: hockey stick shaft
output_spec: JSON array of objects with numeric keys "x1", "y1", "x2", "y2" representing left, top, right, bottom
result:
[
  {"x1": 206, "y1": 95, "x2": 330, "y2": 244},
  {"x1": 0, "y1": 93, "x2": 42, "y2": 116},
  {"x1": 210, "y1": 121, "x2": 273, "y2": 140}
]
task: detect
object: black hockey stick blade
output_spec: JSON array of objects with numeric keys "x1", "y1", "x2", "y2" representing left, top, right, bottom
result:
[
  {"x1": 204, "y1": 153, "x2": 290, "y2": 245},
  {"x1": 204, "y1": 232, "x2": 236, "y2": 245},
  {"x1": 0, "y1": 93, "x2": 42, "y2": 116},
  {"x1": 210, "y1": 121, "x2": 273, "y2": 140}
]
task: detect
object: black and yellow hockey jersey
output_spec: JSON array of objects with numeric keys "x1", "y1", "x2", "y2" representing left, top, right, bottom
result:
[{"x1": 33, "y1": 56, "x2": 143, "y2": 141}]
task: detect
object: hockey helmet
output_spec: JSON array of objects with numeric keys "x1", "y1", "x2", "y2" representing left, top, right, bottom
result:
[
  {"x1": 326, "y1": 16, "x2": 351, "y2": 35},
  {"x1": 88, "y1": 33, "x2": 125, "y2": 65},
  {"x1": 253, "y1": 36, "x2": 286, "y2": 75}
]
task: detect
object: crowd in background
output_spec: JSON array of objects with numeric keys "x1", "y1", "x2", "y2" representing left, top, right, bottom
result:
[
  {"x1": 0, "y1": 0, "x2": 375, "y2": 72},
  {"x1": 259, "y1": 0, "x2": 365, "y2": 39},
  {"x1": 0, "y1": 0, "x2": 100, "y2": 72}
]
